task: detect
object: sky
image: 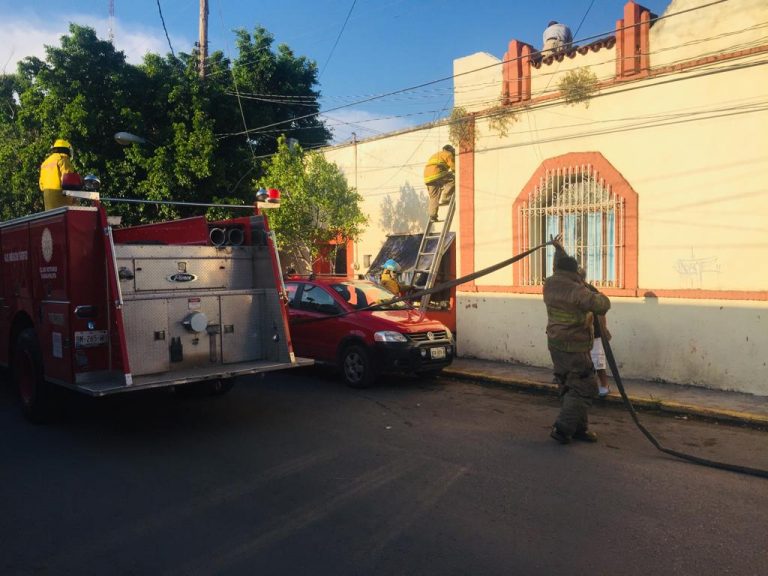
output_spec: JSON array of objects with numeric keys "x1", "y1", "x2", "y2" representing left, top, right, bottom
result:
[{"x1": 1, "y1": 0, "x2": 673, "y2": 143}]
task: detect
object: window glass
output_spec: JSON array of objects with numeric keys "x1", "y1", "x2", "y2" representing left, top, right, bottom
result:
[
  {"x1": 300, "y1": 284, "x2": 339, "y2": 315},
  {"x1": 520, "y1": 165, "x2": 624, "y2": 288},
  {"x1": 331, "y1": 281, "x2": 410, "y2": 311}
]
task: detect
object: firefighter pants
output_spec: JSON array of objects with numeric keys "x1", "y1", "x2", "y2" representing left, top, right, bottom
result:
[
  {"x1": 549, "y1": 349, "x2": 598, "y2": 436},
  {"x1": 427, "y1": 176, "x2": 455, "y2": 219}
]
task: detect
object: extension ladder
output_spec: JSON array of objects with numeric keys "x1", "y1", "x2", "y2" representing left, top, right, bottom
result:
[{"x1": 410, "y1": 188, "x2": 456, "y2": 311}]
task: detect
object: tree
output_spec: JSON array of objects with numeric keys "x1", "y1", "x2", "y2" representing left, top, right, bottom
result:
[
  {"x1": 228, "y1": 27, "x2": 330, "y2": 155},
  {"x1": 261, "y1": 136, "x2": 367, "y2": 272},
  {"x1": 0, "y1": 24, "x2": 331, "y2": 223},
  {"x1": 0, "y1": 25, "x2": 138, "y2": 218}
]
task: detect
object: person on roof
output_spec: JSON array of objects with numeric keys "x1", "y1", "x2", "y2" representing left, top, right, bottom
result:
[
  {"x1": 380, "y1": 259, "x2": 404, "y2": 296},
  {"x1": 542, "y1": 20, "x2": 573, "y2": 53},
  {"x1": 39, "y1": 138, "x2": 76, "y2": 210},
  {"x1": 423, "y1": 144, "x2": 456, "y2": 223}
]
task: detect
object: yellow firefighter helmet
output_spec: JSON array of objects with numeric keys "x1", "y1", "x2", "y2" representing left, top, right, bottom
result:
[{"x1": 51, "y1": 139, "x2": 73, "y2": 155}]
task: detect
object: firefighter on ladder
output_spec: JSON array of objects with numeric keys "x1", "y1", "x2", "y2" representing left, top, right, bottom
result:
[
  {"x1": 424, "y1": 144, "x2": 455, "y2": 223},
  {"x1": 39, "y1": 138, "x2": 76, "y2": 210}
]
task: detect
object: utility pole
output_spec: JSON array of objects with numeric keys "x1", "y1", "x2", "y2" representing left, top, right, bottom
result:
[
  {"x1": 108, "y1": 0, "x2": 115, "y2": 43},
  {"x1": 352, "y1": 132, "x2": 358, "y2": 190},
  {"x1": 352, "y1": 132, "x2": 360, "y2": 274},
  {"x1": 198, "y1": 0, "x2": 209, "y2": 78}
]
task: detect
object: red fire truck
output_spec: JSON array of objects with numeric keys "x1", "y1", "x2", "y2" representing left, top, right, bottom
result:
[{"x1": 0, "y1": 185, "x2": 310, "y2": 421}]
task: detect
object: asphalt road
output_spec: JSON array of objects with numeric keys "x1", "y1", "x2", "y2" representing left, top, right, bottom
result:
[{"x1": 1, "y1": 367, "x2": 767, "y2": 576}]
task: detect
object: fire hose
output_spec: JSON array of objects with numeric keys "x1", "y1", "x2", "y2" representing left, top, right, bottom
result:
[{"x1": 293, "y1": 241, "x2": 768, "y2": 480}]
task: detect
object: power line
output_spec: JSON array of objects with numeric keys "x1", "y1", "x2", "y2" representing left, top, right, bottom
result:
[
  {"x1": 155, "y1": 0, "x2": 175, "y2": 58},
  {"x1": 351, "y1": 26, "x2": 768, "y2": 135},
  {"x1": 108, "y1": 0, "x2": 115, "y2": 43},
  {"x1": 332, "y1": 94, "x2": 768, "y2": 184},
  {"x1": 226, "y1": 0, "x2": 733, "y2": 138},
  {"x1": 221, "y1": 38, "x2": 767, "y2": 146},
  {"x1": 319, "y1": 0, "x2": 358, "y2": 80}
]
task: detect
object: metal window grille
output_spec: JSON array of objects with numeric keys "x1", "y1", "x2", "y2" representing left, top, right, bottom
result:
[{"x1": 518, "y1": 164, "x2": 624, "y2": 287}]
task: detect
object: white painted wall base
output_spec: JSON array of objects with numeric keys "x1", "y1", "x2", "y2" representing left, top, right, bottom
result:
[{"x1": 457, "y1": 293, "x2": 768, "y2": 397}]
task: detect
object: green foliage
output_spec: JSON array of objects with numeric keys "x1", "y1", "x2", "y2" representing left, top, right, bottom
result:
[
  {"x1": 262, "y1": 136, "x2": 367, "y2": 271},
  {"x1": 558, "y1": 67, "x2": 599, "y2": 108},
  {"x1": 486, "y1": 104, "x2": 519, "y2": 138},
  {"x1": 448, "y1": 107, "x2": 475, "y2": 150},
  {"x1": 0, "y1": 24, "x2": 331, "y2": 224}
]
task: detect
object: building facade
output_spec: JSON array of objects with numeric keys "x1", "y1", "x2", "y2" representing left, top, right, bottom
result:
[{"x1": 322, "y1": 0, "x2": 768, "y2": 396}]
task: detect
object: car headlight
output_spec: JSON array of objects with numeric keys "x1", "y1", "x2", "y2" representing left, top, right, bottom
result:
[
  {"x1": 374, "y1": 331, "x2": 408, "y2": 343},
  {"x1": 445, "y1": 327, "x2": 453, "y2": 341}
]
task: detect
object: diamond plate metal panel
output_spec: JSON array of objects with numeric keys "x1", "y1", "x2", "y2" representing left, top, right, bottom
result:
[
  {"x1": 221, "y1": 293, "x2": 263, "y2": 363},
  {"x1": 122, "y1": 299, "x2": 169, "y2": 376},
  {"x1": 114, "y1": 245, "x2": 255, "y2": 292},
  {"x1": 257, "y1": 290, "x2": 291, "y2": 363},
  {"x1": 167, "y1": 296, "x2": 221, "y2": 370}
]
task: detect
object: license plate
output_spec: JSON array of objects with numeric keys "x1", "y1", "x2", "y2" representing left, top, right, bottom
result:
[
  {"x1": 74, "y1": 330, "x2": 109, "y2": 348},
  {"x1": 430, "y1": 347, "x2": 446, "y2": 360}
]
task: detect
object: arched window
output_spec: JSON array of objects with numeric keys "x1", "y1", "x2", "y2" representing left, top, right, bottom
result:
[{"x1": 513, "y1": 152, "x2": 637, "y2": 290}]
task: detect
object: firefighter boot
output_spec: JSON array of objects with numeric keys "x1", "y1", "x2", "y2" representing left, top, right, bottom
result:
[
  {"x1": 550, "y1": 425, "x2": 571, "y2": 444},
  {"x1": 572, "y1": 429, "x2": 598, "y2": 443}
]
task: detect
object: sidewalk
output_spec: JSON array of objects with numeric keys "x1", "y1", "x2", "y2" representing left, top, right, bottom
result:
[{"x1": 444, "y1": 357, "x2": 768, "y2": 429}]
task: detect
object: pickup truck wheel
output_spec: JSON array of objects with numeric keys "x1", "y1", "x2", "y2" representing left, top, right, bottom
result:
[
  {"x1": 341, "y1": 344, "x2": 374, "y2": 389},
  {"x1": 13, "y1": 328, "x2": 53, "y2": 423}
]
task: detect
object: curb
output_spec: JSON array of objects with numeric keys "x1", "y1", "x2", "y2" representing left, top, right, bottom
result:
[{"x1": 443, "y1": 367, "x2": 768, "y2": 430}]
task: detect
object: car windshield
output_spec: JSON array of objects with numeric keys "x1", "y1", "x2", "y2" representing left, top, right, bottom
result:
[{"x1": 330, "y1": 281, "x2": 411, "y2": 311}]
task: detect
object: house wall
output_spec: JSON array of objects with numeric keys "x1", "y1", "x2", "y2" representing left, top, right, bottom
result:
[
  {"x1": 454, "y1": 52, "x2": 503, "y2": 113},
  {"x1": 473, "y1": 53, "x2": 767, "y2": 292},
  {"x1": 458, "y1": 295, "x2": 768, "y2": 396},
  {"x1": 651, "y1": 0, "x2": 768, "y2": 68},
  {"x1": 323, "y1": 125, "x2": 456, "y2": 275},
  {"x1": 322, "y1": 0, "x2": 768, "y2": 396}
]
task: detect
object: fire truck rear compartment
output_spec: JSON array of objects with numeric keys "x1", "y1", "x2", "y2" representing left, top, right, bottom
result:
[
  {"x1": 70, "y1": 241, "x2": 315, "y2": 396},
  {"x1": 91, "y1": 243, "x2": 300, "y2": 390}
]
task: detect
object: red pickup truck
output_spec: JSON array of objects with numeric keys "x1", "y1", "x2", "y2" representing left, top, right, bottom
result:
[{"x1": 285, "y1": 276, "x2": 454, "y2": 387}]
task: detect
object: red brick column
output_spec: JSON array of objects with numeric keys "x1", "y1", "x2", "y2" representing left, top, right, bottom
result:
[
  {"x1": 503, "y1": 40, "x2": 534, "y2": 104},
  {"x1": 616, "y1": 1, "x2": 652, "y2": 78},
  {"x1": 458, "y1": 124, "x2": 476, "y2": 289}
]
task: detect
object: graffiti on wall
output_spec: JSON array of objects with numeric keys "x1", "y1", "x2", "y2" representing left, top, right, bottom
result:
[{"x1": 674, "y1": 249, "x2": 721, "y2": 288}]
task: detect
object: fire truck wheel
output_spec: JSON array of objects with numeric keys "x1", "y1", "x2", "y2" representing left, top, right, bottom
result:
[
  {"x1": 206, "y1": 378, "x2": 235, "y2": 396},
  {"x1": 174, "y1": 378, "x2": 235, "y2": 397},
  {"x1": 13, "y1": 328, "x2": 53, "y2": 423},
  {"x1": 341, "y1": 344, "x2": 374, "y2": 389}
]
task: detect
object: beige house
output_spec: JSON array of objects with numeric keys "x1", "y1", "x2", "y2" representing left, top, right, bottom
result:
[{"x1": 322, "y1": 0, "x2": 768, "y2": 396}]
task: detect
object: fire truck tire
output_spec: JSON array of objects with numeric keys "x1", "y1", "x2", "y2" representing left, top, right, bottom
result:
[
  {"x1": 206, "y1": 378, "x2": 235, "y2": 396},
  {"x1": 174, "y1": 378, "x2": 235, "y2": 397},
  {"x1": 13, "y1": 328, "x2": 54, "y2": 423},
  {"x1": 341, "y1": 344, "x2": 375, "y2": 389}
]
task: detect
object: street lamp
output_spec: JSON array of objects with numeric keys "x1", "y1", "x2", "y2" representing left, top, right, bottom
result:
[{"x1": 114, "y1": 131, "x2": 155, "y2": 146}]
